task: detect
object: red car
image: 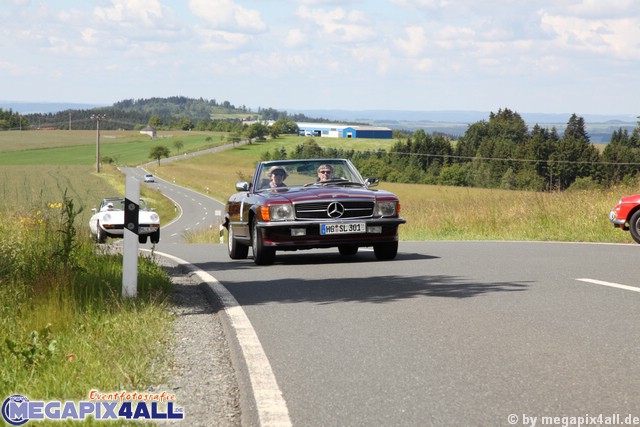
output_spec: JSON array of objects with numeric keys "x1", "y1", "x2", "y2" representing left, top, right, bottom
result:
[
  {"x1": 609, "y1": 194, "x2": 640, "y2": 243},
  {"x1": 224, "y1": 159, "x2": 406, "y2": 265}
]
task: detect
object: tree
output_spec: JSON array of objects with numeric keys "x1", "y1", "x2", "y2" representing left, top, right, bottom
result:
[
  {"x1": 149, "y1": 146, "x2": 171, "y2": 165},
  {"x1": 179, "y1": 118, "x2": 193, "y2": 131},
  {"x1": 149, "y1": 115, "x2": 163, "y2": 128},
  {"x1": 601, "y1": 128, "x2": 640, "y2": 183},
  {"x1": 271, "y1": 118, "x2": 299, "y2": 135},
  {"x1": 246, "y1": 122, "x2": 269, "y2": 141},
  {"x1": 549, "y1": 114, "x2": 599, "y2": 190},
  {"x1": 174, "y1": 140, "x2": 184, "y2": 154}
]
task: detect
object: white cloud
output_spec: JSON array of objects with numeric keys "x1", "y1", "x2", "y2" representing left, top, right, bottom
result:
[
  {"x1": 188, "y1": 0, "x2": 267, "y2": 33},
  {"x1": 285, "y1": 28, "x2": 309, "y2": 48},
  {"x1": 94, "y1": 0, "x2": 166, "y2": 28},
  {"x1": 563, "y1": 0, "x2": 636, "y2": 19},
  {"x1": 391, "y1": 0, "x2": 448, "y2": 8},
  {"x1": 394, "y1": 26, "x2": 428, "y2": 56},
  {"x1": 0, "y1": 61, "x2": 23, "y2": 76},
  {"x1": 196, "y1": 28, "x2": 253, "y2": 52},
  {"x1": 296, "y1": 6, "x2": 377, "y2": 44},
  {"x1": 540, "y1": 12, "x2": 640, "y2": 59}
]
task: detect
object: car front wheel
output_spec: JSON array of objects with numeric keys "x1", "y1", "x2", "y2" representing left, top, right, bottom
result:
[
  {"x1": 97, "y1": 224, "x2": 107, "y2": 244},
  {"x1": 629, "y1": 211, "x2": 640, "y2": 244},
  {"x1": 228, "y1": 225, "x2": 249, "y2": 259},
  {"x1": 252, "y1": 219, "x2": 275, "y2": 265},
  {"x1": 373, "y1": 241, "x2": 398, "y2": 260},
  {"x1": 150, "y1": 229, "x2": 160, "y2": 244}
]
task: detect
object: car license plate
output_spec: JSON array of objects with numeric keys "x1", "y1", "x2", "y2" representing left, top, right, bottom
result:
[
  {"x1": 320, "y1": 223, "x2": 366, "y2": 235},
  {"x1": 139, "y1": 226, "x2": 156, "y2": 233}
]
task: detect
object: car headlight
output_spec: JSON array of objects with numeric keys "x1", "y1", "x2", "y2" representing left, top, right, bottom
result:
[
  {"x1": 102, "y1": 213, "x2": 112, "y2": 222},
  {"x1": 270, "y1": 204, "x2": 294, "y2": 221},
  {"x1": 374, "y1": 201, "x2": 397, "y2": 217},
  {"x1": 150, "y1": 213, "x2": 159, "y2": 222},
  {"x1": 261, "y1": 204, "x2": 294, "y2": 221}
]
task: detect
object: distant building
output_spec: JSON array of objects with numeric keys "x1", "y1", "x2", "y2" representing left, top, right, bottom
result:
[
  {"x1": 296, "y1": 122, "x2": 392, "y2": 139},
  {"x1": 140, "y1": 126, "x2": 157, "y2": 139}
]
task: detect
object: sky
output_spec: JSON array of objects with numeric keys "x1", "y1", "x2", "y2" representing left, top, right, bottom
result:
[{"x1": 1, "y1": 0, "x2": 639, "y2": 116}]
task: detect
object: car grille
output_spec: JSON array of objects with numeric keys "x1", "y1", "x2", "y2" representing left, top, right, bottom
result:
[{"x1": 294, "y1": 200, "x2": 374, "y2": 220}]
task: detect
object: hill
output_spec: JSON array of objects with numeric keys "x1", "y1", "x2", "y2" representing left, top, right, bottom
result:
[{"x1": 2, "y1": 98, "x2": 637, "y2": 143}]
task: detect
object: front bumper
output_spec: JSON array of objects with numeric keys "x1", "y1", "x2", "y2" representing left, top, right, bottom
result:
[
  {"x1": 101, "y1": 224, "x2": 160, "y2": 235},
  {"x1": 609, "y1": 210, "x2": 626, "y2": 228},
  {"x1": 256, "y1": 217, "x2": 406, "y2": 250}
]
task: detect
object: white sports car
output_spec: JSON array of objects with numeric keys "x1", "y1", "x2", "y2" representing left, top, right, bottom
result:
[{"x1": 89, "y1": 197, "x2": 161, "y2": 244}]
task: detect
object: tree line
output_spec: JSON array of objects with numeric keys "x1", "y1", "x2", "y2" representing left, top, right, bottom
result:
[
  {"x1": 8, "y1": 97, "x2": 320, "y2": 132},
  {"x1": 262, "y1": 108, "x2": 640, "y2": 191}
]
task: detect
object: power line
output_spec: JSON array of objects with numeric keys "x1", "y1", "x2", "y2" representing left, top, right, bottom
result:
[{"x1": 386, "y1": 151, "x2": 640, "y2": 167}]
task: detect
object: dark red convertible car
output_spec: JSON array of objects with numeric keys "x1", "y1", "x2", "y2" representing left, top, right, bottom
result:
[{"x1": 224, "y1": 159, "x2": 406, "y2": 265}]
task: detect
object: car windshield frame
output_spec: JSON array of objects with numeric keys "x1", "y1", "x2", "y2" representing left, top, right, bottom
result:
[
  {"x1": 99, "y1": 198, "x2": 149, "y2": 211},
  {"x1": 252, "y1": 159, "x2": 366, "y2": 192}
]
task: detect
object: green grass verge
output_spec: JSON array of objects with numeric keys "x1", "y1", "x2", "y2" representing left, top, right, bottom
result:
[{"x1": 0, "y1": 198, "x2": 174, "y2": 418}]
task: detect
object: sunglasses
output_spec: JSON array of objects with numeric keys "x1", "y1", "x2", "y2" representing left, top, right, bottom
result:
[
  {"x1": 318, "y1": 170, "x2": 332, "y2": 174},
  {"x1": 273, "y1": 172, "x2": 284, "y2": 176}
]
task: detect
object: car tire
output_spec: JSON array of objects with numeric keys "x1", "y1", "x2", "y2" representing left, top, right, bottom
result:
[
  {"x1": 228, "y1": 225, "x2": 249, "y2": 259},
  {"x1": 338, "y1": 245, "x2": 358, "y2": 256},
  {"x1": 138, "y1": 234, "x2": 148, "y2": 244},
  {"x1": 150, "y1": 229, "x2": 160, "y2": 244},
  {"x1": 97, "y1": 224, "x2": 107, "y2": 244},
  {"x1": 629, "y1": 211, "x2": 640, "y2": 244},
  {"x1": 373, "y1": 241, "x2": 398, "y2": 260},
  {"x1": 252, "y1": 218, "x2": 275, "y2": 265}
]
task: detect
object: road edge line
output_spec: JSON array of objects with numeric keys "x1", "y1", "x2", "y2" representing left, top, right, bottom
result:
[
  {"x1": 577, "y1": 278, "x2": 640, "y2": 293},
  {"x1": 153, "y1": 250, "x2": 292, "y2": 427}
]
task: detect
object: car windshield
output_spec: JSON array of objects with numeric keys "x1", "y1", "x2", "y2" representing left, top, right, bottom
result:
[
  {"x1": 254, "y1": 159, "x2": 364, "y2": 191},
  {"x1": 100, "y1": 199, "x2": 149, "y2": 211}
]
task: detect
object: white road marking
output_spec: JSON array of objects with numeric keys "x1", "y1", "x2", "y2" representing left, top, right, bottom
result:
[
  {"x1": 153, "y1": 251, "x2": 292, "y2": 427},
  {"x1": 577, "y1": 278, "x2": 640, "y2": 293}
]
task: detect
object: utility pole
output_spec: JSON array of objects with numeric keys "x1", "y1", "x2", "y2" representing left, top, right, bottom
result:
[{"x1": 91, "y1": 114, "x2": 107, "y2": 173}]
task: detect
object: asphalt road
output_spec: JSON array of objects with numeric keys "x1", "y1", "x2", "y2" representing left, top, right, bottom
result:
[
  {"x1": 120, "y1": 167, "x2": 640, "y2": 426},
  {"x1": 161, "y1": 241, "x2": 640, "y2": 426},
  {"x1": 120, "y1": 166, "x2": 226, "y2": 244}
]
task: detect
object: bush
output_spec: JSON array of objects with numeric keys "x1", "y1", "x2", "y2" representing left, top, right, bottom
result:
[{"x1": 567, "y1": 176, "x2": 602, "y2": 191}]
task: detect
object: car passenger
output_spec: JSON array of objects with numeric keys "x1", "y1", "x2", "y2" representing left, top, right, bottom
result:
[
  {"x1": 317, "y1": 164, "x2": 334, "y2": 182},
  {"x1": 266, "y1": 166, "x2": 288, "y2": 188}
]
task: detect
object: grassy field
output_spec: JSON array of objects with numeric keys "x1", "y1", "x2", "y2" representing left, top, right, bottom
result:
[
  {"x1": 0, "y1": 130, "x2": 229, "y2": 165},
  {"x1": 1, "y1": 130, "x2": 631, "y2": 244},
  {"x1": 150, "y1": 135, "x2": 635, "y2": 244}
]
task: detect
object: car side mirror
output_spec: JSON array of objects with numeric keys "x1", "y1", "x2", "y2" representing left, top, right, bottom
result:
[
  {"x1": 364, "y1": 177, "x2": 379, "y2": 188},
  {"x1": 236, "y1": 182, "x2": 250, "y2": 191},
  {"x1": 91, "y1": 208, "x2": 97, "y2": 213}
]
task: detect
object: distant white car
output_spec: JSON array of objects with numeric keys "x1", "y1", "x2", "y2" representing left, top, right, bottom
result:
[
  {"x1": 144, "y1": 174, "x2": 155, "y2": 182},
  {"x1": 89, "y1": 197, "x2": 160, "y2": 244}
]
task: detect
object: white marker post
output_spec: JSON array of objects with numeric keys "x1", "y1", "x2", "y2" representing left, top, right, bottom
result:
[{"x1": 122, "y1": 176, "x2": 140, "y2": 298}]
